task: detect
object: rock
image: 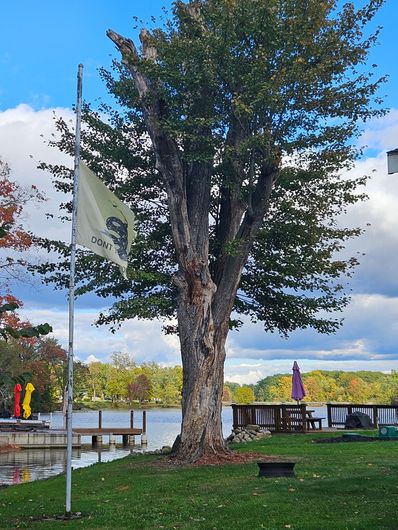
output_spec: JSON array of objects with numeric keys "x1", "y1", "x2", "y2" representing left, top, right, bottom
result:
[
  {"x1": 161, "y1": 445, "x2": 172, "y2": 454},
  {"x1": 257, "y1": 432, "x2": 271, "y2": 439},
  {"x1": 247, "y1": 424, "x2": 260, "y2": 432}
]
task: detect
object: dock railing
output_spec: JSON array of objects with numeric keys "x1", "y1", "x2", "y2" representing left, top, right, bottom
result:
[
  {"x1": 231, "y1": 404, "x2": 308, "y2": 432},
  {"x1": 326, "y1": 403, "x2": 398, "y2": 428}
]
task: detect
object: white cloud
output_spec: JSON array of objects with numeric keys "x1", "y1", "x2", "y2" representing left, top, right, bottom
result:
[
  {"x1": 18, "y1": 303, "x2": 181, "y2": 365},
  {"x1": 360, "y1": 109, "x2": 398, "y2": 152},
  {"x1": 0, "y1": 104, "x2": 73, "y2": 242},
  {"x1": 86, "y1": 354, "x2": 101, "y2": 364}
]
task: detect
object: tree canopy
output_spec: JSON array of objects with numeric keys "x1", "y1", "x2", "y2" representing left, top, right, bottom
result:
[{"x1": 37, "y1": 0, "x2": 384, "y2": 336}]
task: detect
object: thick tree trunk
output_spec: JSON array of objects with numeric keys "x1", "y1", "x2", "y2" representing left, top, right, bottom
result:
[{"x1": 171, "y1": 267, "x2": 231, "y2": 463}]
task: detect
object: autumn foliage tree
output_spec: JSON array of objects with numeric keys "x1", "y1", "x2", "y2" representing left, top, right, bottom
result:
[
  {"x1": 0, "y1": 157, "x2": 45, "y2": 286},
  {"x1": 128, "y1": 373, "x2": 152, "y2": 403},
  {"x1": 0, "y1": 158, "x2": 51, "y2": 341},
  {"x1": 37, "y1": 0, "x2": 385, "y2": 462},
  {"x1": 234, "y1": 386, "x2": 255, "y2": 405}
]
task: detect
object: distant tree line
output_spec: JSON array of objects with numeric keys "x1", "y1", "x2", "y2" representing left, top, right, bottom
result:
[
  {"x1": 0, "y1": 325, "x2": 184, "y2": 412},
  {"x1": 84, "y1": 352, "x2": 183, "y2": 407},
  {"x1": 224, "y1": 370, "x2": 398, "y2": 405}
]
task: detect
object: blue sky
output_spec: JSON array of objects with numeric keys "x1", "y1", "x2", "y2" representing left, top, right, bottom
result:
[{"x1": 1, "y1": 1, "x2": 398, "y2": 384}]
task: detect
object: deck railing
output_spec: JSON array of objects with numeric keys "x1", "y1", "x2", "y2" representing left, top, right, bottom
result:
[
  {"x1": 327, "y1": 404, "x2": 398, "y2": 428},
  {"x1": 231, "y1": 404, "x2": 308, "y2": 432}
]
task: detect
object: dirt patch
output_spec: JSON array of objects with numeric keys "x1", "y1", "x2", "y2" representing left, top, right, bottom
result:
[
  {"x1": 0, "y1": 444, "x2": 21, "y2": 453},
  {"x1": 21, "y1": 512, "x2": 84, "y2": 523}
]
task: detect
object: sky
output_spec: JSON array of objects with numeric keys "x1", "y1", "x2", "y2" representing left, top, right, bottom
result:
[{"x1": 1, "y1": 1, "x2": 398, "y2": 384}]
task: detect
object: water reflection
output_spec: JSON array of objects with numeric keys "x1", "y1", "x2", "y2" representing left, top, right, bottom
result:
[
  {"x1": 0, "y1": 446, "x2": 141, "y2": 486},
  {"x1": 1, "y1": 447, "x2": 68, "y2": 485}
]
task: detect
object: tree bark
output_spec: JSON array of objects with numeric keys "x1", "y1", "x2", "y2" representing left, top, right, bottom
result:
[{"x1": 172, "y1": 263, "x2": 230, "y2": 462}]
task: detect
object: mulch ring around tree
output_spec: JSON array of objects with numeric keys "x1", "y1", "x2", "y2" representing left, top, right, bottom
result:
[{"x1": 156, "y1": 452, "x2": 294, "y2": 468}]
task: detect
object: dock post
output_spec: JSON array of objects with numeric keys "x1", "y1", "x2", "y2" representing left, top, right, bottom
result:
[
  {"x1": 96, "y1": 411, "x2": 103, "y2": 445},
  {"x1": 129, "y1": 410, "x2": 135, "y2": 445},
  {"x1": 141, "y1": 410, "x2": 148, "y2": 445},
  {"x1": 109, "y1": 434, "x2": 116, "y2": 445}
]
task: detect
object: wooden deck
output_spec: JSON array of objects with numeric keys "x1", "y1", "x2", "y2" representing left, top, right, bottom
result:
[
  {"x1": 232, "y1": 403, "x2": 398, "y2": 433},
  {"x1": 232, "y1": 404, "x2": 312, "y2": 432},
  {"x1": 327, "y1": 404, "x2": 398, "y2": 428}
]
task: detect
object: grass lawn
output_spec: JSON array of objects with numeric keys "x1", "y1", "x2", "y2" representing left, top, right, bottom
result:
[{"x1": 1, "y1": 431, "x2": 398, "y2": 529}]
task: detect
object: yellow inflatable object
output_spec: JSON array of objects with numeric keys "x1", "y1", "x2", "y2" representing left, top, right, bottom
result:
[
  {"x1": 22, "y1": 467, "x2": 30, "y2": 482},
  {"x1": 22, "y1": 382, "x2": 35, "y2": 419}
]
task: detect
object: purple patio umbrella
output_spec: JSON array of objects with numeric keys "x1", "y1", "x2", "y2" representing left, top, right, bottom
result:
[{"x1": 291, "y1": 361, "x2": 306, "y2": 403}]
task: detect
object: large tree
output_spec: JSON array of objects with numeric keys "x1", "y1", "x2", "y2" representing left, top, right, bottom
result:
[{"x1": 37, "y1": 0, "x2": 385, "y2": 462}]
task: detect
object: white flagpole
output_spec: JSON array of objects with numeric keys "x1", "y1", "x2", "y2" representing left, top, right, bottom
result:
[{"x1": 65, "y1": 63, "x2": 83, "y2": 517}]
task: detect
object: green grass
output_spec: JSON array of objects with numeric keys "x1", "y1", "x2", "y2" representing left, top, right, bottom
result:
[{"x1": 1, "y1": 432, "x2": 398, "y2": 529}]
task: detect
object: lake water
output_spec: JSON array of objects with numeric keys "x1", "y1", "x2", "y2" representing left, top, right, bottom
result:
[{"x1": 0, "y1": 405, "x2": 327, "y2": 486}]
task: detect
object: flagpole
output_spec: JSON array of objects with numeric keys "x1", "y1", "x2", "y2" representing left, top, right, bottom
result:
[{"x1": 66, "y1": 63, "x2": 83, "y2": 517}]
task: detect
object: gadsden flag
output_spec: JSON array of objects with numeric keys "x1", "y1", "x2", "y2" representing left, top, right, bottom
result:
[{"x1": 76, "y1": 162, "x2": 136, "y2": 279}]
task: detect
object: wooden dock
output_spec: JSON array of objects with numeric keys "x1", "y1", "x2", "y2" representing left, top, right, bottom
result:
[{"x1": 73, "y1": 410, "x2": 147, "y2": 446}]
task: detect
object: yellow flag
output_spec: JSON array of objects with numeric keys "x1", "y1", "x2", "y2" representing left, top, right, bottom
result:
[{"x1": 76, "y1": 162, "x2": 136, "y2": 278}]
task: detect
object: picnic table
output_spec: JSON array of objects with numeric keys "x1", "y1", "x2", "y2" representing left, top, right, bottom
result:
[{"x1": 306, "y1": 410, "x2": 324, "y2": 430}]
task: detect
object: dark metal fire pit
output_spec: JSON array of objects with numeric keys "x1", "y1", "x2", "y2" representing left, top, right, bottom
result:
[{"x1": 257, "y1": 461, "x2": 296, "y2": 478}]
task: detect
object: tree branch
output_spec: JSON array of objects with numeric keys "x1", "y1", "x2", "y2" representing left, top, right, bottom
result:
[
  {"x1": 213, "y1": 158, "x2": 280, "y2": 325},
  {"x1": 107, "y1": 29, "x2": 193, "y2": 266}
]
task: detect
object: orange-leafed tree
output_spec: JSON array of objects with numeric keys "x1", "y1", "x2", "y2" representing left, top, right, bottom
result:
[
  {"x1": 0, "y1": 157, "x2": 45, "y2": 285},
  {"x1": 0, "y1": 158, "x2": 51, "y2": 340}
]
